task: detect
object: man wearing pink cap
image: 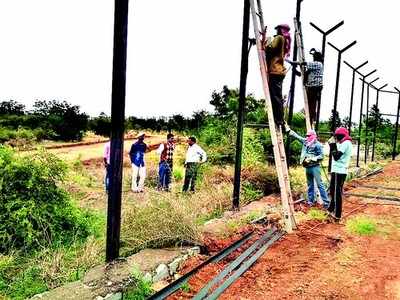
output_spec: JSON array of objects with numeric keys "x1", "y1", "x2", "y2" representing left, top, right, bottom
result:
[
  {"x1": 264, "y1": 24, "x2": 292, "y2": 127},
  {"x1": 328, "y1": 127, "x2": 353, "y2": 220},
  {"x1": 286, "y1": 126, "x2": 329, "y2": 208}
]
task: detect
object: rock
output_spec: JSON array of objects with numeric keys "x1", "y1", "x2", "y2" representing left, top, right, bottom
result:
[
  {"x1": 188, "y1": 246, "x2": 201, "y2": 256},
  {"x1": 104, "y1": 292, "x2": 122, "y2": 300},
  {"x1": 143, "y1": 272, "x2": 153, "y2": 283},
  {"x1": 152, "y1": 264, "x2": 169, "y2": 282},
  {"x1": 169, "y1": 257, "x2": 184, "y2": 275}
]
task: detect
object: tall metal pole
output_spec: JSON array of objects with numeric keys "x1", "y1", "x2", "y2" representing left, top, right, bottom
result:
[
  {"x1": 356, "y1": 69, "x2": 377, "y2": 167},
  {"x1": 232, "y1": 0, "x2": 250, "y2": 210},
  {"x1": 371, "y1": 83, "x2": 388, "y2": 161},
  {"x1": 309, "y1": 20, "x2": 344, "y2": 131},
  {"x1": 344, "y1": 60, "x2": 368, "y2": 134},
  {"x1": 106, "y1": 0, "x2": 130, "y2": 262},
  {"x1": 364, "y1": 77, "x2": 379, "y2": 163},
  {"x1": 393, "y1": 87, "x2": 400, "y2": 160},
  {"x1": 327, "y1": 41, "x2": 356, "y2": 171},
  {"x1": 285, "y1": 0, "x2": 302, "y2": 163}
]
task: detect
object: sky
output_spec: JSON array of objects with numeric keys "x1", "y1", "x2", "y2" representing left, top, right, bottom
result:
[{"x1": 0, "y1": 0, "x2": 399, "y2": 122}]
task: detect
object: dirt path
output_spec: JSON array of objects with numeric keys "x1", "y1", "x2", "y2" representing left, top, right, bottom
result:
[
  {"x1": 172, "y1": 162, "x2": 400, "y2": 300},
  {"x1": 48, "y1": 136, "x2": 165, "y2": 162}
]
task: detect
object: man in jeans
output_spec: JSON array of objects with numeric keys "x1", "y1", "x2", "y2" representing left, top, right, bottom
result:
[
  {"x1": 156, "y1": 133, "x2": 176, "y2": 191},
  {"x1": 129, "y1": 132, "x2": 147, "y2": 193},
  {"x1": 182, "y1": 137, "x2": 207, "y2": 192},
  {"x1": 286, "y1": 126, "x2": 329, "y2": 207}
]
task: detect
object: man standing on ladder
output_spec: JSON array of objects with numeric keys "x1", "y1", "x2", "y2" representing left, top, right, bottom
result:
[
  {"x1": 304, "y1": 49, "x2": 324, "y2": 127},
  {"x1": 264, "y1": 24, "x2": 292, "y2": 127}
]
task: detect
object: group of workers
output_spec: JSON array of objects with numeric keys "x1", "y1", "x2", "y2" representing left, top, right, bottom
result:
[
  {"x1": 103, "y1": 133, "x2": 207, "y2": 194},
  {"x1": 268, "y1": 23, "x2": 353, "y2": 221},
  {"x1": 102, "y1": 23, "x2": 353, "y2": 222}
]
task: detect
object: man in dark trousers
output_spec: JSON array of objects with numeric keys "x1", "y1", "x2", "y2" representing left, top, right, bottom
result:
[
  {"x1": 304, "y1": 49, "x2": 324, "y2": 126},
  {"x1": 328, "y1": 127, "x2": 353, "y2": 220},
  {"x1": 264, "y1": 24, "x2": 292, "y2": 127},
  {"x1": 182, "y1": 137, "x2": 207, "y2": 192}
]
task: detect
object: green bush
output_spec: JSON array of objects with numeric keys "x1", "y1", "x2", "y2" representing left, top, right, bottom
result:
[
  {"x1": 242, "y1": 128, "x2": 264, "y2": 167},
  {"x1": 0, "y1": 146, "x2": 93, "y2": 253},
  {"x1": 346, "y1": 215, "x2": 377, "y2": 236}
]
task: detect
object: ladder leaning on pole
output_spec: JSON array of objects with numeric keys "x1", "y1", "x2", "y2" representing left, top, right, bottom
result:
[
  {"x1": 250, "y1": 0, "x2": 296, "y2": 233},
  {"x1": 294, "y1": 18, "x2": 312, "y2": 131}
]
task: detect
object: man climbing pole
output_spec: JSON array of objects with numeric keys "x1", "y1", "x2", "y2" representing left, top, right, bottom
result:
[
  {"x1": 304, "y1": 49, "x2": 324, "y2": 127},
  {"x1": 264, "y1": 24, "x2": 292, "y2": 127},
  {"x1": 327, "y1": 127, "x2": 353, "y2": 221}
]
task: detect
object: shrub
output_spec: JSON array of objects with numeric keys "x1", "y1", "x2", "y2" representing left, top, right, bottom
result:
[
  {"x1": 121, "y1": 197, "x2": 201, "y2": 254},
  {"x1": 346, "y1": 215, "x2": 377, "y2": 236},
  {"x1": 242, "y1": 128, "x2": 264, "y2": 167},
  {"x1": 0, "y1": 146, "x2": 93, "y2": 253}
]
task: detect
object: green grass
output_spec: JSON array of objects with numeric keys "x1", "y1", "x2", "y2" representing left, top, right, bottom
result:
[
  {"x1": 180, "y1": 282, "x2": 191, "y2": 293},
  {"x1": 307, "y1": 208, "x2": 328, "y2": 221},
  {"x1": 123, "y1": 269, "x2": 153, "y2": 300},
  {"x1": 346, "y1": 215, "x2": 377, "y2": 236}
]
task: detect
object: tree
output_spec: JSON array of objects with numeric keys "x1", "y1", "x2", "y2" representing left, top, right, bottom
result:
[
  {"x1": 0, "y1": 100, "x2": 25, "y2": 115},
  {"x1": 328, "y1": 110, "x2": 342, "y2": 131},
  {"x1": 367, "y1": 104, "x2": 383, "y2": 130},
  {"x1": 89, "y1": 112, "x2": 111, "y2": 137},
  {"x1": 32, "y1": 100, "x2": 89, "y2": 141}
]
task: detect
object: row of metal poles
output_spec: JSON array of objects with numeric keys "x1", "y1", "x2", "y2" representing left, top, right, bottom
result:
[{"x1": 105, "y1": 0, "x2": 400, "y2": 261}]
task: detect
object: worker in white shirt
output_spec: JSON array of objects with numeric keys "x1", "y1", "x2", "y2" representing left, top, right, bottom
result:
[{"x1": 182, "y1": 136, "x2": 207, "y2": 192}]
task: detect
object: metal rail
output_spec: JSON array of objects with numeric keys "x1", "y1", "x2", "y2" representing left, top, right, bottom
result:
[
  {"x1": 193, "y1": 228, "x2": 277, "y2": 300},
  {"x1": 203, "y1": 231, "x2": 284, "y2": 300},
  {"x1": 345, "y1": 193, "x2": 400, "y2": 202},
  {"x1": 147, "y1": 231, "x2": 254, "y2": 300}
]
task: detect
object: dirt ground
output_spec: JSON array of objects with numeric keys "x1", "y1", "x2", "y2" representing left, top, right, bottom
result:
[{"x1": 170, "y1": 162, "x2": 400, "y2": 300}]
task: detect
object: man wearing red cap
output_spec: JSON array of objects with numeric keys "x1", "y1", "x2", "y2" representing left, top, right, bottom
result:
[
  {"x1": 264, "y1": 24, "x2": 291, "y2": 127},
  {"x1": 328, "y1": 127, "x2": 353, "y2": 220}
]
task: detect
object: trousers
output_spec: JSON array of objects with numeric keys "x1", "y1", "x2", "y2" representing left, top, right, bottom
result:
[
  {"x1": 131, "y1": 164, "x2": 146, "y2": 192},
  {"x1": 328, "y1": 172, "x2": 347, "y2": 219}
]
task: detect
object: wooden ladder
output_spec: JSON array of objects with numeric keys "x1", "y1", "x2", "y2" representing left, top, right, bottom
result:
[
  {"x1": 294, "y1": 17, "x2": 312, "y2": 131},
  {"x1": 250, "y1": 0, "x2": 296, "y2": 232}
]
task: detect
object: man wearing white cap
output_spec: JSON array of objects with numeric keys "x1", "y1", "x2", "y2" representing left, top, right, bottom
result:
[{"x1": 129, "y1": 132, "x2": 148, "y2": 192}]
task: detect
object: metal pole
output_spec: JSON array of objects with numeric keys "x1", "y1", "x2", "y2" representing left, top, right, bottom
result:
[
  {"x1": 327, "y1": 41, "x2": 356, "y2": 171},
  {"x1": 106, "y1": 0, "x2": 130, "y2": 262},
  {"x1": 393, "y1": 88, "x2": 400, "y2": 160},
  {"x1": 356, "y1": 69, "x2": 377, "y2": 167},
  {"x1": 344, "y1": 60, "x2": 368, "y2": 135},
  {"x1": 371, "y1": 83, "x2": 388, "y2": 161},
  {"x1": 309, "y1": 20, "x2": 344, "y2": 131},
  {"x1": 232, "y1": 0, "x2": 250, "y2": 210},
  {"x1": 285, "y1": 0, "x2": 302, "y2": 163},
  {"x1": 356, "y1": 79, "x2": 366, "y2": 167},
  {"x1": 364, "y1": 77, "x2": 379, "y2": 163}
]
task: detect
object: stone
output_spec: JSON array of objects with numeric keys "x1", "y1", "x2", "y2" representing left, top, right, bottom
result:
[
  {"x1": 143, "y1": 272, "x2": 153, "y2": 283},
  {"x1": 29, "y1": 282, "x2": 95, "y2": 300},
  {"x1": 152, "y1": 264, "x2": 169, "y2": 282},
  {"x1": 168, "y1": 257, "x2": 184, "y2": 275},
  {"x1": 104, "y1": 292, "x2": 122, "y2": 300},
  {"x1": 188, "y1": 246, "x2": 201, "y2": 256}
]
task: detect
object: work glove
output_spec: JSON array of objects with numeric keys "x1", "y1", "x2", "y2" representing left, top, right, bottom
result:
[
  {"x1": 328, "y1": 136, "x2": 336, "y2": 145},
  {"x1": 304, "y1": 157, "x2": 311, "y2": 164},
  {"x1": 284, "y1": 124, "x2": 291, "y2": 134}
]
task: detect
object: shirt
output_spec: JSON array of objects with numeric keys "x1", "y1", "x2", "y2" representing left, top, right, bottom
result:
[
  {"x1": 103, "y1": 142, "x2": 110, "y2": 164},
  {"x1": 289, "y1": 130, "x2": 324, "y2": 166},
  {"x1": 305, "y1": 62, "x2": 324, "y2": 87},
  {"x1": 264, "y1": 35, "x2": 287, "y2": 76},
  {"x1": 331, "y1": 140, "x2": 353, "y2": 174},
  {"x1": 185, "y1": 144, "x2": 207, "y2": 164},
  {"x1": 157, "y1": 142, "x2": 175, "y2": 162},
  {"x1": 129, "y1": 141, "x2": 147, "y2": 167}
]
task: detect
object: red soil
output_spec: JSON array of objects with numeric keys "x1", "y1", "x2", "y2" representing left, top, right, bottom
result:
[{"x1": 169, "y1": 162, "x2": 400, "y2": 300}]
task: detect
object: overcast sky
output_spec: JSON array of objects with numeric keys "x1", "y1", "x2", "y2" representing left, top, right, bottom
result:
[{"x1": 0, "y1": 0, "x2": 399, "y2": 122}]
